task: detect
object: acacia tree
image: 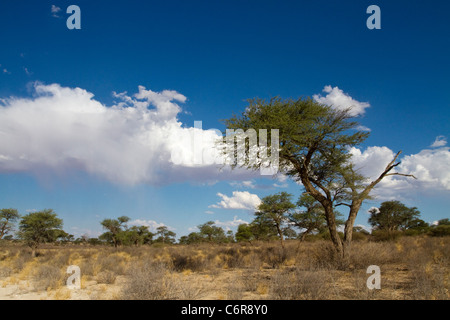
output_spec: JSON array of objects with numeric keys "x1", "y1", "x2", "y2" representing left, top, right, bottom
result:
[
  {"x1": 255, "y1": 192, "x2": 295, "y2": 248},
  {"x1": 18, "y1": 209, "x2": 64, "y2": 257},
  {"x1": 235, "y1": 224, "x2": 254, "y2": 242},
  {"x1": 368, "y1": 201, "x2": 421, "y2": 232},
  {"x1": 100, "y1": 216, "x2": 130, "y2": 247},
  {"x1": 198, "y1": 221, "x2": 227, "y2": 243},
  {"x1": 289, "y1": 193, "x2": 327, "y2": 241},
  {"x1": 223, "y1": 97, "x2": 415, "y2": 259},
  {"x1": 0, "y1": 208, "x2": 20, "y2": 240},
  {"x1": 155, "y1": 226, "x2": 176, "y2": 244}
]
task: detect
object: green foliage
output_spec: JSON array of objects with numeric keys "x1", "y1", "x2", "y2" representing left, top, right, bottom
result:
[
  {"x1": 100, "y1": 216, "x2": 130, "y2": 247},
  {"x1": 155, "y1": 226, "x2": 176, "y2": 244},
  {"x1": 256, "y1": 192, "x2": 296, "y2": 246},
  {"x1": 18, "y1": 209, "x2": 64, "y2": 254},
  {"x1": 429, "y1": 224, "x2": 450, "y2": 237},
  {"x1": 289, "y1": 193, "x2": 327, "y2": 240},
  {"x1": 369, "y1": 201, "x2": 421, "y2": 232},
  {"x1": 197, "y1": 221, "x2": 227, "y2": 243},
  {"x1": 371, "y1": 230, "x2": 403, "y2": 242},
  {"x1": 0, "y1": 208, "x2": 20, "y2": 239},
  {"x1": 223, "y1": 97, "x2": 366, "y2": 173},
  {"x1": 235, "y1": 224, "x2": 254, "y2": 242}
]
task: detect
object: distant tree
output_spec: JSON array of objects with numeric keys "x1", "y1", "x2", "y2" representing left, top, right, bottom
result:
[
  {"x1": 179, "y1": 232, "x2": 203, "y2": 245},
  {"x1": 368, "y1": 201, "x2": 421, "y2": 232},
  {"x1": 429, "y1": 219, "x2": 450, "y2": 237},
  {"x1": 289, "y1": 194, "x2": 326, "y2": 241},
  {"x1": 197, "y1": 221, "x2": 227, "y2": 243},
  {"x1": 100, "y1": 216, "x2": 130, "y2": 247},
  {"x1": 255, "y1": 192, "x2": 296, "y2": 248},
  {"x1": 18, "y1": 209, "x2": 64, "y2": 257},
  {"x1": 120, "y1": 226, "x2": 154, "y2": 246},
  {"x1": 235, "y1": 224, "x2": 254, "y2": 242},
  {"x1": 0, "y1": 208, "x2": 20, "y2": 240},
  {"x1": 282, "y1": 227, "x2": 297, "y2": 240},
  {"x1": 88, "y1": 237, "x2": 102, "y2": 245},
  {"x1": 249, "y1": 215, "x2": 278, "y2": 241},
  {"x1": 155, "y1": 226, "x2": 176, "y2": 244},
  {"x1": 437, "y1": 218, "x2": 450, "y2": 225},
  {"x1": 226, "y1": 230, "x2": 235, "y2": 243},
  {"x1": 290, "y1": 193, "x2": 345, "y2": 240},
  {"x1": 405, "y1": 218, "x2": 429, "y2": 235}
]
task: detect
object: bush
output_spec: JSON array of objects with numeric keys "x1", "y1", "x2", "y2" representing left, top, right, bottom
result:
[
  {"x1": 371, "y1": 230, "x2": 402, "y2": 241},
  {"x1": 429, "y1": 225, "x2": 450, "y2": 237},
  {"x1": 270, "y1": 268, "x2": 331, "y2": 300},
  {"x1": 33, "y1": 264, "x2": 63, "y2": 291},
  {"x1": 96, "y1": 270, "x2": 117, "y2": 284}
]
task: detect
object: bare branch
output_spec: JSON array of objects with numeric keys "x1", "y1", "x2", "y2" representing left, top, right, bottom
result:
[
  {"x1": 335, "y1": 203, "x2": 352, "y2": 208},
  {"x1": 385, "y1": 172, "x2": 417, "y2": 179}
]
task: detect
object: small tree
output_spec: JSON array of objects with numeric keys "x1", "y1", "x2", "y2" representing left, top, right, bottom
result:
[
  {"x1": 100, "y1": 216, "x2": 130, "y2": 247},
  {"x1": 235, "y1": 224, "x2": 254, "y2": 242},
  {"x1": 255, "y1": 192, "x2": 296, "y2": 248},
  {"x1": 18, "y1": 209, "x2": 64, "y2": 257},
  {"x1": 429, "y1": 219, "x2": 450, "y2": 237},
  {"x1": 368, "y1": 201, "x2": 421, "y2": 232},
  {"x1": 0, "y1": 208, "x2": 20, "y2": 240},
  {"x1": 155, "y1": 226, "x2": 176, "y2": 244},
  {"x1": 290, "y1": 193, "x2": 345, "y2": 240},
  {"x1": 198, "y1": 221, "x2": 227, "y2": 243},
  {"x1": 289, "y1": 194, "x2": 327, "y2": 241},
  {"x1": 249, "y1": 215, "x2": 278, "y2": 241}
]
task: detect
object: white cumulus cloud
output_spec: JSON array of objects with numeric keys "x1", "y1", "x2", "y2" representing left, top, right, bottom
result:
[
  {"x1": 51, "y1": 5, "x2": 61, "y2": 18},
  {"x1": 430, "y1": 135, "x2": 447, "y2": 148},
  {"x1": 210, "y1": 191, "x2": 261, "y2": 211},
  {"x1": 348, "y1": 145, "x2": 450, "y2": 199},
  {"x1": 313, "y1": 85, "x2": 370, "y2": 117},
  {"x1": 129, "y1": 219, "x2": 174, "y2": 232},
  {"x1": 0, "y1": 82, "x2": 256, "y2": 185},
  {"x1": 214, "y1": 216, "x2": 250, "y2": 229}
]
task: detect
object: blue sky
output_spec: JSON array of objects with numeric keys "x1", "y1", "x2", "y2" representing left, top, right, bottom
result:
[{"x1": 0, "y1": 0, "x2": 449, "y2": 238}]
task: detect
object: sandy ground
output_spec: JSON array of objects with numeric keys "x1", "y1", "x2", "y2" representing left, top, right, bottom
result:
[
  {"x1": 0, "y1": 276, "x2": 125, "y2": 300},
  {"x1": 0, "y1": 266, "x2": 416, "y2": 300}
]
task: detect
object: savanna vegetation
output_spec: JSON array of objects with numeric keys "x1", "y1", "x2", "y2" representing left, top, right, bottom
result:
[
  {"x1": 0, "y1": 201, "x2": 448, "y2": 300},
  {"x1": 0, "y1": 97, "x2": 448, "y2": 300}
]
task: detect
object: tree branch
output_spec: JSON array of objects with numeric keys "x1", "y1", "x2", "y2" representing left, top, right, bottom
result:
[
  {"x1": 385, "y1": 172, "x2": 417, "y2": 179},
  {"x1": 335, "y1": 203, "x2": 352, "y2": 208}
]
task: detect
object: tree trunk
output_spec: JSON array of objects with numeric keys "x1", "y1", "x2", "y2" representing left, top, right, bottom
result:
[
  {"x1": 323, "y1": 203, "x2": 344, "y2": 258},
  {"x1": 342, "y1": 199, "x2": 362, "y2": 262},
  {"x1": 276, "y1": 223, "x2": 285, "y2": 249},
  {"x1": 300, "y1": 227, "x2": 313, "y2": 241},
  {"x1": 31, "y1": 245, "x2": 37, "y2": 258}
]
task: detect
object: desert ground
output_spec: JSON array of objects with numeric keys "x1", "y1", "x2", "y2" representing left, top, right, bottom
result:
[{"x1": 0, "y1": 237, "x2": 448, "y2": 300}]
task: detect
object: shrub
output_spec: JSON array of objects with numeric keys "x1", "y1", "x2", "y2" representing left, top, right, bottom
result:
[
  {"x1": 96, "y1": 270, "x2": 117, "y2": 284},
  {"x1": 121, "y1": 262, "x2": 176, "y2": 300},
  {"x1": 371, "y1": 230, "x2": 402, "y2": 241},
  {"x1": 32, "y1": 264, "x2": 63, "y2": 291},
  {"x1": 429, "y1": 225, "x2": 450, "y2": 237},
  {"x1": 270, "y1": 268, "x2": 331, "y2": 300}
]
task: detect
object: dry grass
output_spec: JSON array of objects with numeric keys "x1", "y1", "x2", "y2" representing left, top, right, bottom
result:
[{"x1": 0, "y1": 236, "x2": 448, "y2": 300}]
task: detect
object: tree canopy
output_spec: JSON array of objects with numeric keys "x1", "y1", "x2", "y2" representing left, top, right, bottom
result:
[{"x1": 18, "y1": 209, "x2": 64, "y2": 257}]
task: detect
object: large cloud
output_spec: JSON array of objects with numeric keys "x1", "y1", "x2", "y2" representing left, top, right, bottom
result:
[
  {"x1": 0, "y1": 83, "x2": 255, "y2": 185},
  {"x1": 349, "y1": 144, "x2": 450, "y2": 199}
]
